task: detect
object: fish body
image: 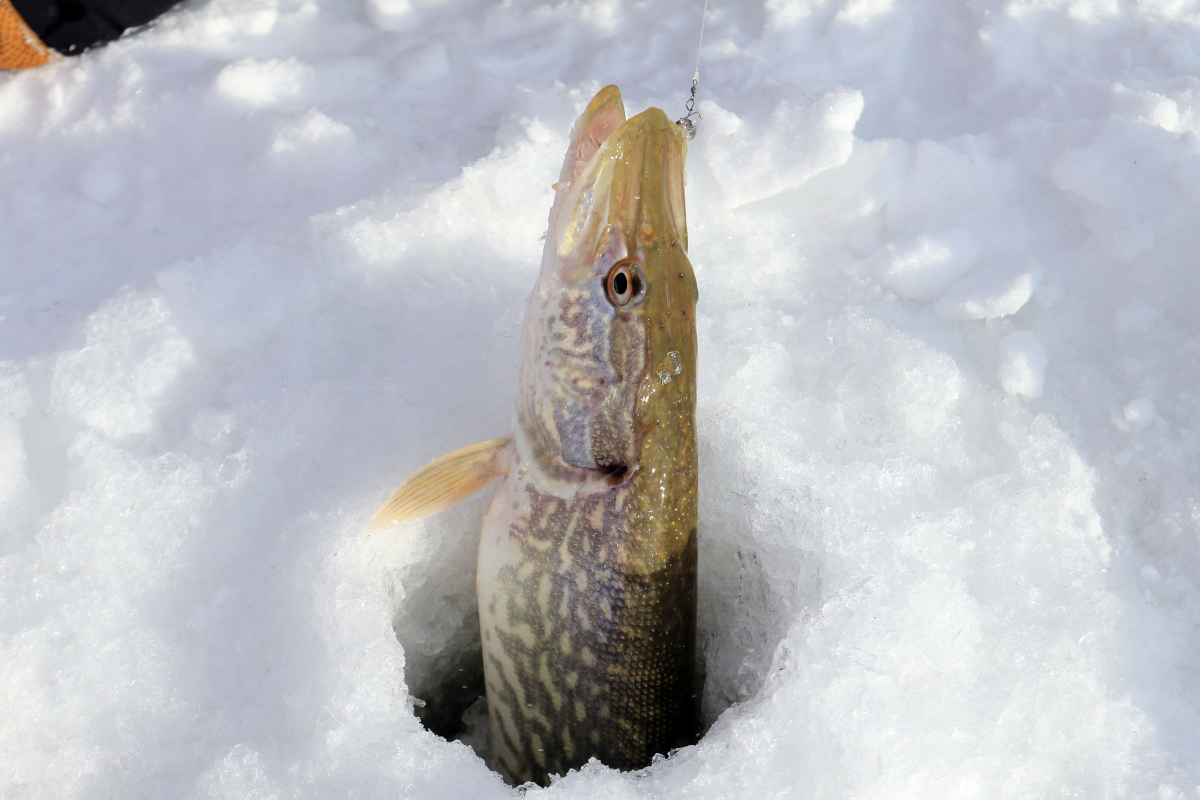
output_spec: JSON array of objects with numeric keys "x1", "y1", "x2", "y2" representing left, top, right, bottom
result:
[{"x1": 368, "y1": 86, "x2": 698, "y2": 786}]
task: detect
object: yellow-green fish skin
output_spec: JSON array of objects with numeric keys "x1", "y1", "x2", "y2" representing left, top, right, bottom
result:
[{"x1": 477, "y1": 88, "x2": 698, "y2": 787}]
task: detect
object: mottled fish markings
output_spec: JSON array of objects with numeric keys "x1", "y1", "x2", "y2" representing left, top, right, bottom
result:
[{"x1": 367, "y1": 85, "x2": 698, "y2": 787}]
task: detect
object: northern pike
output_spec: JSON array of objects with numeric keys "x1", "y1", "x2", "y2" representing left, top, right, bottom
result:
[{"x1": 367, "y1": 85, "x2": 698, "y2": 786}]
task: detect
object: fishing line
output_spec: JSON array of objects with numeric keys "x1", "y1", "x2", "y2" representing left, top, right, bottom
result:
[{"x1": 675, "y1": 0, "x2": 708, "y2": 140}]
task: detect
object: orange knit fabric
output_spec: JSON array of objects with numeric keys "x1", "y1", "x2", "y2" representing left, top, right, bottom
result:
[{"x1": 0, "y1": 0, "x2": 56, "y2": 69}]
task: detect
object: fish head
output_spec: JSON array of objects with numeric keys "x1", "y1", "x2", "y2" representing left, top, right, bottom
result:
[{"x1": 515, "y1": 86, "x2": 697, "y2": 497}]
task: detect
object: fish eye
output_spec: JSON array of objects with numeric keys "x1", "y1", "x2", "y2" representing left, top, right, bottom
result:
[{"x1": 605, "y1": 261, "x2": 644, "y2": 307}]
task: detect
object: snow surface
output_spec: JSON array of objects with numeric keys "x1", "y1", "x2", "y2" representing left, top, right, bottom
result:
[{"x1": 3, "y1": 0, "x2": 1200, "y2": 797}]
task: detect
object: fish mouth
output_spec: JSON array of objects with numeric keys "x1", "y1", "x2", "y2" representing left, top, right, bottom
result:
[{"x1": 554, "y1": 104, "x2": 689, "y2": 263}]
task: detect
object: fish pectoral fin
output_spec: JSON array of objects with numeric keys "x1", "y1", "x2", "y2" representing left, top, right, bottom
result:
[{"x1": 365, "y1": 437, "x2": 510, "y2": 532}]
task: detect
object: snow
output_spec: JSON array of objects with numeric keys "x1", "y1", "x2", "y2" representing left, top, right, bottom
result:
[
  {"x1": 997, "y1": 330, "x2": 1047, "y2": 398},
  {"x1": 3, "y1": 0, "x2": 1200, "y2": 797}
]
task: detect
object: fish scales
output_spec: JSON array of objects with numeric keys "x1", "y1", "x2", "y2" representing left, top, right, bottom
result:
[
  {"x1": 366, "y1": 85, "x2": 698, "y2": 787},
  {"x1": 480, "y1": 446, "x2": 697, "y2": 784}
]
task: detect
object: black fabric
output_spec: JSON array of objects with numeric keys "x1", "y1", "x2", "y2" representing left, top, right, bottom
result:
[{"x1": 10, "y1": 0, "x2": 181, "y2": 54}]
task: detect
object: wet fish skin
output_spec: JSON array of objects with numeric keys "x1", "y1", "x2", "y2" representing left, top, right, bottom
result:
[
  {"x1": 480, "y1": 87, "x2": 698, "y2": 786},
  {"x1": 366, "y1": 85, "x2": 698, "y2": 787}
]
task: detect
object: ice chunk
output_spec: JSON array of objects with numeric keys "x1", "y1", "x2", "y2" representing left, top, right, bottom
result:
[
  {"x1": 181, "y1": 0, "x2": 278, "y2": 43},
  {"x1": 365, "y1": 0, "x2": 416, "y2": 29},
  {"x1": 1050, "y1": 121, "x2": 1191, "y2": 259},
  {"x1": 700, "y1": 88, "x2": 864, "y2": 207},
  {"x1": 49, "y1": 294, "x2": 196, "y2": 439},
  {"x1": 872, "y1": 229, "x2": 979, "y2": 302},
  {"x1": 341, "y1": 130, "x2": 553, "y2": 268},
  {"x1": 270, "y1": 110, "x2": 354, "y2": 157},
  {"x1": 880, "y1": 140, "x2": 1032, "y2": 268},
  {"x1": 213, "y1": 58, "x2": 312, "y2": 107},
  {"x1": 1123, "y1": 398, "x2": 1157, "y2": 429},
  {"x1": 997, "y1": 331, "x2": 1047, "y2": 398},
  {"x1": 935, "y1": 260, "x2": 1043, "y2": 320},
  {"x1": 1111, "y1": 84, "x2": 1181, "y2": 132},
  {"x1": 0, "y1": 78, "x2": 36, "y2": 136}
]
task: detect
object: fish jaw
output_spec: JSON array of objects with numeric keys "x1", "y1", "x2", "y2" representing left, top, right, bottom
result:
[
  {"x1": 549, "y1": 85, "x2": 626, "y2": 225},
  {"x1": 515, "y1": 94, "x2": 696, "y2": 505}
]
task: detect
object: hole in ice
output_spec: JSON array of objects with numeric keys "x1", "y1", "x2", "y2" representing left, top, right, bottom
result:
[
  {"x1": 387, "y1": 496, "x2": 489, "y2": 746},
  {"x1": 386, "y1": 429, "x2": 814, "y2": 770},
  {"x1": 695, "y1": 425, "x2": 823, "y2": 724}
]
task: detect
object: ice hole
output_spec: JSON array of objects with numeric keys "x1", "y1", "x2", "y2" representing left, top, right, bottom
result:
[
  {"x1": 386, "y1": 428, "x2": 818, "y2": 768},
  {"x1": 387, "y1": 495, "x2": 489, "y2": 745},
  {"x1": 696, "y1": 425, "x2": 824, "y2": 726}
]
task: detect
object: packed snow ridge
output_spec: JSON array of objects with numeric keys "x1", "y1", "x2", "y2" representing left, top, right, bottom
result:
[{"x1": 2, "y1": 0, "x2": 1200, "y2": 798}]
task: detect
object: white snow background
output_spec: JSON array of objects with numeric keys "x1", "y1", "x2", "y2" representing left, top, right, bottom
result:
[{"x1": 3, "y1": 0, "x2": 1200, "y2": 796}]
